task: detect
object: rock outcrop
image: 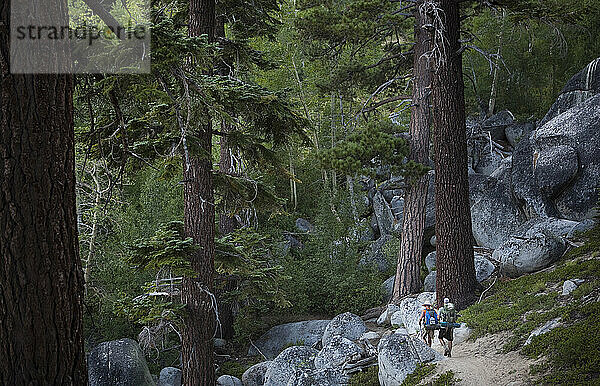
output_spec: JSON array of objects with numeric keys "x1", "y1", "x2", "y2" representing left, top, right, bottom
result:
[
  {"x1": 88, "y1": 339, "x2": 155, "y2": 386},
  {"x1": 378, "y1": 333, "x2": 443, "y2": 385},
  {"x1": 248, "y1": 320, "x2": 330, "y2": 359}
]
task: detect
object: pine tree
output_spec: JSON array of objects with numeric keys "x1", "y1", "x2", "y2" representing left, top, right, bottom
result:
[
  {"x1": 393, "y1": 0, "x2": 433, "y2": 301},
  {"x1": 0, "y1": 0, "x2": 87, "y2": 383},
  {"x1": 182, "y1": 0, "x2": 217, "y2": 383},
  {"x1": 428, "y1": 0, "x2": 479, "y2": 309}
]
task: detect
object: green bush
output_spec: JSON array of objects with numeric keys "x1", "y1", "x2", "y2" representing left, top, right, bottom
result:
[
  {"x1": 350, "y1": 366, "x2": 379, "y2": 386},
  {"x1": 523, "y1": 302, "x2": 600, "y2": 385},
  {"x1": 401, "y1": 363, "x2": 436, "y2": 386}
]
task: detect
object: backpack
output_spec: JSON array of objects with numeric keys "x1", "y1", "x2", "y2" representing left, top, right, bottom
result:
[
  {"x1": 423, "y1": 308, "x2": 438, "y2": 325},
  {"x1": 441, "y1": 306, "x2": 456, "y2": 323}
]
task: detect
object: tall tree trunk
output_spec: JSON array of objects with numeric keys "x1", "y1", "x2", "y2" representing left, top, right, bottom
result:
[
  {"x1": 182, "y1": 0, "x2": 217, "y2": 383},
  {"x1": 0, "y1": 0, "x2": 87, "y2": 383},
  {"x1": 392, "y1": 1, "x2": 433, "y2": 301},
  {"x1": 430, "y1": 0, "x2": 479, "y2": 310}
]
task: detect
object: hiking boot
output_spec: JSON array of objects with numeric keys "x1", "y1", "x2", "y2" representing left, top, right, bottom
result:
[
  {"x1": 444, "y1": 348, "x2": 449, "y2": 356},
  {"x1": 448, "y1": 351, "x2": 452, "y2": 358}
]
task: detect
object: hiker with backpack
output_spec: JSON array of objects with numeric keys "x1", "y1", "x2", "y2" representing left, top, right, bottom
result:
[
  {"x1": 418, "y1": 302, "x2": 438, "y2": 347},
  {"x1": 439, "y1": 297, "x2": 458, "y2": 357}
]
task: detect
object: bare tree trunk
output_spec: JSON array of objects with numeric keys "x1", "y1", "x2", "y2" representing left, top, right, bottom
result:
[
  {"x1": 392, "y1": 0, "x2": 433, "y2": 302},
  {"x1": 84, "y1": 164, "x2": 102, "y2": 295},
  {"x1": 0, "y1": 1, "x2": 87, "y2": 382},
  {"x1": 487, "y1": 10, "x2": 505, "y2": 117},
  {"x1": 182, "y1": 0, "x2": 217, "y2": 383},
  {"x1": 430, "y1": 0, "x2": 479, "y2": 310}
]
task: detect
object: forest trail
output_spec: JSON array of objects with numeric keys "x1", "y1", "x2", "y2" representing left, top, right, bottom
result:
[{"x1": 421, "y1": 331, "x2": 535, "y2": 385}]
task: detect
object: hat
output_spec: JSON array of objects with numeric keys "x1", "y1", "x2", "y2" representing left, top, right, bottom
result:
[
  {"x1": 423, "y1": 302, "x2": 431, "y2": 306},
  {"x1": 443, "y1": 297, "x2": 450, "y2": 304}
]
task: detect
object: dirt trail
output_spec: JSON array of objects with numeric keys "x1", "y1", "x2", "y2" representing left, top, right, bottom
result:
[{"x1": 420, "y1": 332, "x2": 535, "y2": 386}]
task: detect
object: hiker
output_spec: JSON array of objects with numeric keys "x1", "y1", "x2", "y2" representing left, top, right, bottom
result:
[
  {"x1": 439, "y1": 297, "x2": 457, "y2": 357},
  {"x1": 419, "y1": 302, "x2": 438, "y2": 347}
]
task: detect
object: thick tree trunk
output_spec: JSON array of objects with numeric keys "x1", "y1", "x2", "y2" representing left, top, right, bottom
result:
[
  {"x1": 0, "y1": 1, "x2": 87, "y2": 383},
  {"x1": 392, "y1": 1, "x2": 433, "y2": 301},
  {"x1": 182, "y1": 0, "x2": 217, "y2": 384},
  {"x1": 430, "y1": 0, "x2": 479, "y2": 310}
]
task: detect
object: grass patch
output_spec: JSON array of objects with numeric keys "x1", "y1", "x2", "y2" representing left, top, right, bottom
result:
[
  {"x1": 428, "y1": 370, "x2": 461, "y2": 386},
  {"x1": 350, "y1": 365, "x2": 379, "y2": 386},
  {"x1": 460, "y1": 258, "x2": 600, "y2": 348},
  {"x1": 522, "y1": 301, "x2": 600, "y2": 385},
  {"x1": 216, "y1": 357, "x2": 260, "y2": 379},
  {"x1": 459, "y1": 229, "x2": 600, "y2": 384},
  {"x1": 401, "y1": 363, "x2": 436, "y2": 386}
]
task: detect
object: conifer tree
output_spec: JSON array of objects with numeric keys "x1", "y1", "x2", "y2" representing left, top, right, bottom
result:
[
  {"x1": 428, "y1": 0, "x2": 479, "y2": 309},
  {"x1": 0, "y1": 0, "x2": 87, "y2": 383},
  {"x1": 393, "y1": 0, "x2": 433, "y2": 301},
  {"x1": 182, "y1": 0, "x2": 217, "y2": 383}
]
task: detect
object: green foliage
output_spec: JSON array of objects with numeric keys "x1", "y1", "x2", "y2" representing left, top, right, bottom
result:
[
  {"x1": 522, "y1": 302, "x2": 600, "y2": 385},
  {"x1": 281, "y1": 230, "x2": 383, "y2": 315},
  {"x1": 463, "y1": 4, "x2": 600, "y2": 120},
  {"x1": 215, "y1": 228, "x2": 291, "y2": 310},
  {"x1": 319, "y1": 118, "x2": 428, "y2": 180},
  {"x1": 127, "y1": 221, "x2": 197, "y2": 277},
  {"x1": 427, "y1": 371, "x2": 461, "y2": 386},
  {"x1": 217, "y1": 359, "x2": 259, "y2": 379},
  {"x1": 461, "y1": 258, "x2": 600, "y2": 344},
  {"x1": 401, "y1": 363, "x2": 436, "y2": 386},
  {"x1": 350, "y1": 365, "x2": 380, "y2": 386}
]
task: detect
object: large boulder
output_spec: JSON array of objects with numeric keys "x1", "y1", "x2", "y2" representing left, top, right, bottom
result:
[
  {"x1": 424, "y1": 271, "x2": 436, "y2": 292},
  {"x1": 533, "y1": 93, "x2": 600, "y2": 220},
  {"x1": 263, "y1": 346, "x2": 318, "y2": 386},
  {"x1": 395, "y1": 293, "x2": 436, "y2": 334},
  {"x1": 533, "y1": 145, "x2": 579, "y2": 198},
  {"x1": 158, "y1": 367, "x2": 181, "y2": 386},
  {"x1": 474, "y1": 252, "x2": 495, "y2": 282},
  {"x1": 314, "y1": 336, "x2": 363, "y2": 369},
  {"x1": 378, "y1": 333, "x2": 443, "y2": 386},
  {"x1": 505, "y1": 123, "x2": 535, "y2": 148},
  {"x1": 377, "y1": 303, "x2": 401, "y2": 326},
  {"x1": 525, "y1": 318, "x2": 563, "y2": 346},
  {"x1": 482, "y1": 110, "x2": 514, "y2": 140},
  {"x1": 381, "y1": 275, "x2": 396, "y2": 303},
  {"x1": 285, "y1": 368, "x2": 349, "y2": 386},
  {"x1": 424, "y1": 252, "x2": 494, "y2": 284},
  {"x1": 425, "y1": 251, "x2": 436, "y2": 272},
  {"x1": 511, "y1": 134, "x2": 558, "y2": 218},
  {"x1": 322, "y1": 312, "x2": 367, "y2": 347},
  {"x1": 470, "y1": 175, "x2": 525, "y2": 248},
  {"x1": 490, "y1": 156, "x2": 512, "y2": 186},
  {"x1": 242, "y1": 361, "x2": 272, "y2": 386},
  {"x1": 474, "y1": 144, "x2": 505, "y2": 176},
  {"x1": 248, "y1": 320, "x2": 331, "y2": 359},
  {"x1": 540, "y1": 57, "x2": 600, "y2": 126},
  {"x1": 514, "y1": 217, "x2": 579, "y2": 239},
  {"x1": 373, "y1": 191, "x2": 400, "y2": 235},
  {"x1": 361, "y1": 234, "x2": 395, "y2": 272},
  {"x1": 493, "y1": 232, "x2": 566, "y2": 277},
  {"x1": 88, "y1": 339, "x2": 155, "y2": 386},
  {"x1": 216, "y1": 375, "x2": 242, "y2": 386}
]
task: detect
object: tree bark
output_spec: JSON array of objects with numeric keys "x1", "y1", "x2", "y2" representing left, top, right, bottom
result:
[
  {"x1": 0, "y1": 1, "x2": 87, "y2": 383},
  {"x1": 182, "y1": 0, "x2": 217, "y2": 383},
  {"x1": 430, "y1": 0, "x2": 479, "y2": 310},
  {"x1": 393, "y1": 1, "x2": 433, "y2": 301}
]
